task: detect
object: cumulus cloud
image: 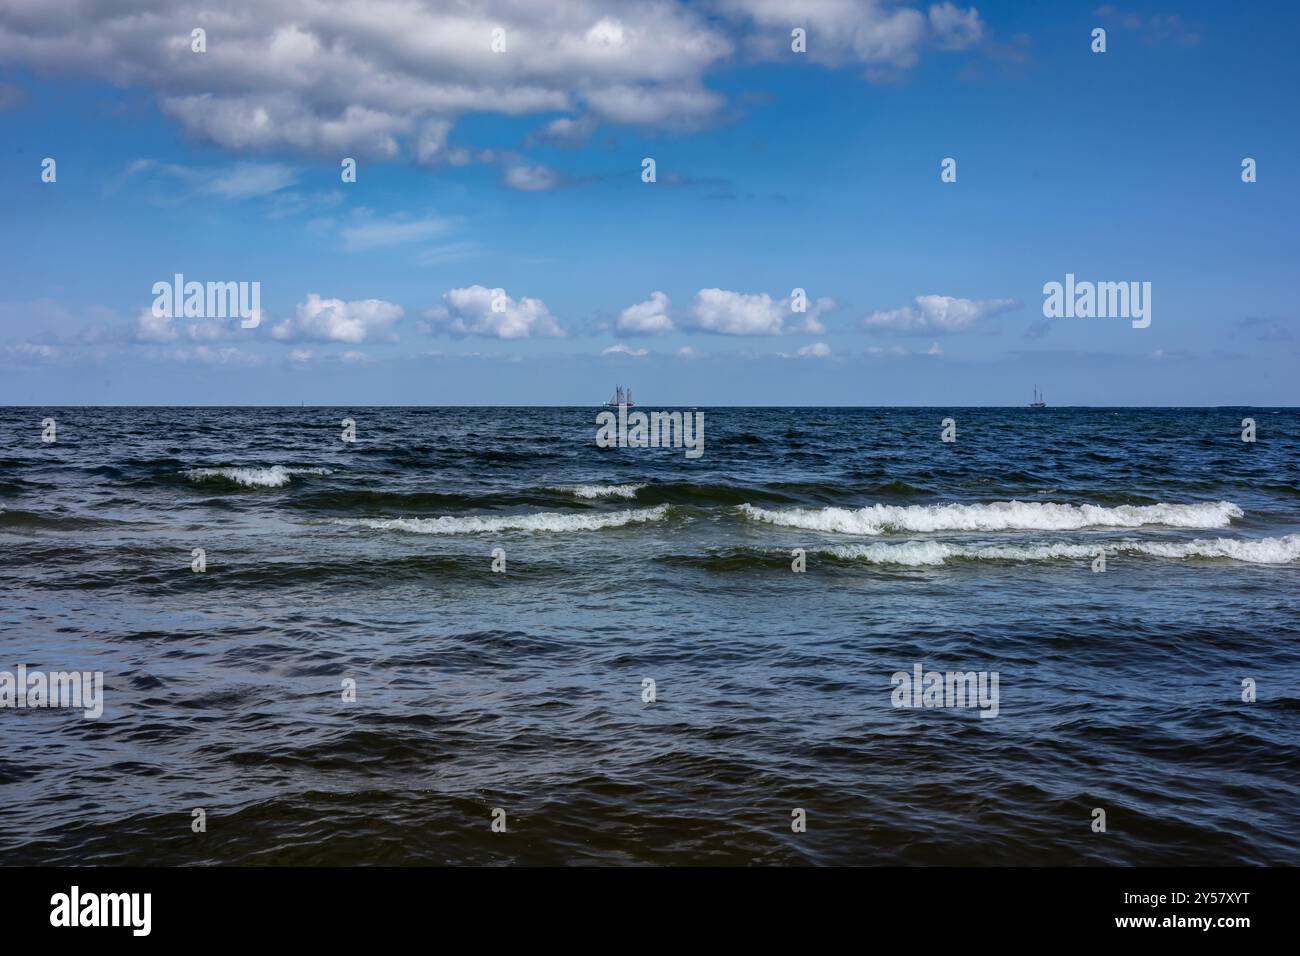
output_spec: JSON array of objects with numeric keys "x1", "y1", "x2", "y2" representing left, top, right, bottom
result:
[
  {"x1": 687, "y1": 288, "x2": 836, "y2": 336},
  {"x1": 504, "y1": 164, "x2": 561, "y2": 191},
  {"x1": 719, "y1": 0, "x2": 985, "y2": 73},
  {"x1": 271, "y1": 293, "x2": 403, "y2": 343},
  {"x1": 796, "y1": 341, "x2": 832, "y2": 358},
  {"x1": 617, "y1": 291, "x2": 674, "y2": 335},
  {"x1": 0, "y1": 1, "x2": 735, "y2": 157},
  {"x1": 425, "y1": 285, "x2": 563, "y2": 339},
  {"x1": 863, "y1": 295, "x2": 1018, "y2": 334},
  {"x1": 0, "y1": 1, "x2": 984, "y2": 159}
]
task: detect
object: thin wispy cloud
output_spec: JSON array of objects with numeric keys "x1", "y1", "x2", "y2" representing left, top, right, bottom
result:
[
  {"x1": 864, "y1": 295, "x2": 1019, "y2": 335},
  {"x1": 339, "y1": 215, "x2": 454, "y2": 251},
  {"x1": 117, "y1": 159, "x2": 299, "y2": 201}
]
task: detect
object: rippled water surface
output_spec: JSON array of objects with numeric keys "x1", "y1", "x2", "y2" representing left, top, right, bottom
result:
[{"x1": 2, "y1": 407, "x2": 1298, "y2": 865}]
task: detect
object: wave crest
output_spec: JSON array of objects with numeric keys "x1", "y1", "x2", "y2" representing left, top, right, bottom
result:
[
  {"x1": 336, "y1": 504, "x2": 670, "y2": 535},
  {"x1": 553, "y1": 484, "x2": 645, "y2": 499},
  {"x1": 184, "y1": 466, "x2": 332, "y2": 488},
  {"x1": 738, "y1": 500, "x2": 1243, "y2": 534},
  {"x1": 825, "y1": 534, "x2": 1300, "y2": 566}
]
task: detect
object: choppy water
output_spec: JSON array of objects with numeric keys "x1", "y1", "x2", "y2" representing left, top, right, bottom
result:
[{"x1": 2, "y1": 406, "x2": 1298, "y2": 865}]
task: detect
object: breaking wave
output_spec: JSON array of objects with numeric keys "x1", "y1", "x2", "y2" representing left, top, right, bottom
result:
[
  {"x1": 738, "y1": 500, "x2": 1243, "y2": 535},
  {"x1": 336, "y1": 504, "x2": 670, "y2": 535},
  {"x1": 184, "y1": 466, "x2": 333, "y2": 488},
  {"x1": 552, "y1": 484, "x2": 645, "y2": 499},
  {"x1": 825, "y1": 534, "x2": 1300, "y2": 566}
]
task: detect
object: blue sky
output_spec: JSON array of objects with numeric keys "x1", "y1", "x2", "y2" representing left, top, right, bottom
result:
[{"x1": 0, "y1": 0, "x2": 1296, "y2": 405}]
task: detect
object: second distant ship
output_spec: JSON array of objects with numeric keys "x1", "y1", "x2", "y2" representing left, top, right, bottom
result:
[{"x1": 604, "y1": 385, "x2": 635, "y2": 407}]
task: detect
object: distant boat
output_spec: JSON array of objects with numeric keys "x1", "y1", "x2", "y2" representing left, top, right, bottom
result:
[
  {"x1": 1029, "y1": 385, "x2": 1046, "y2": 408},
  {"x1": 604, "y1": 385, "x2": 635, "y2": 407}
]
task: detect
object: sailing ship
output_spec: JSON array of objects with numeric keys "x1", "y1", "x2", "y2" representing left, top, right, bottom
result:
[
  {"x1": 604, "y1": 385, "x2": 635, "y2": 407},
  {"x1": 1029, "y1": 385, "x2": 1046, "y2": 408}
]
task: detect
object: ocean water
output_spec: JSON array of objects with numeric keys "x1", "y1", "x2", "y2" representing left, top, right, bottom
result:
[{"x1": 1, "y1": 406, "x2": 1298, "y2": 866}]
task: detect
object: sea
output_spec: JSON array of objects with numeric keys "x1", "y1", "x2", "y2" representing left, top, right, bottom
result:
[{"x1": 2, "y1": 406, "x2": 1297, "y2": 865}]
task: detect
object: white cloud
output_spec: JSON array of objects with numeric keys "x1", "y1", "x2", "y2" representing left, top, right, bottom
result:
[
  {"x1": 504, "y1": 164, "x2": 561, "y2": 191},
  {"x1": 796, "y1": 341, "x2": 832, "y2": 358},
  {"x1": 796, "y1": 311, "x2": 827, "y2": 335},
  {"x1": 719, "y1": 0, "x2": 984, "y2": 72},
  {"x1": 202, "y1": 162, "x2": 300, "y2": 199},
  {"x1": 425, "y1": 285, "x2": 563, "y2": 339},
  {"x1": 134, "y1": 309, "x2": 178, "y2": 343},
  {"x1": 272, "y1": 293, "x2": 403, "y2": 343},
  {"x1": 928, "y1": 2, "x2": 984, "y2": 50},
  {"x1": 133, "y1": 308, "x2": 246, "y2": 343},
  {"x1": 617, "y1": 291, "x2": 674, "y2": 335},
  {"x1": 687, "y1": 288, "x2": 836, "y2": 336},
  {"x1": 602, "y1": 343, "x2": 648, "y2": 357},
  {"x1": 863, "y1": 295, "x2": 1018, "y2": 334},
  {"x1": 534, "y1": 114, "x2": 597, "y2": 145},
  {"x1": 0, "y1": 2, "x2": 979, "y2": 159},
  {"x1": 690, "y1": 289, "x2": 784, "y2": 336},
  {"x1": 415, "y1": 119, "x2": 454, "y2": 165},
  {"x1": 0, "y1": 2, "x2": 735, "y2": 156},
  {"x1": 583, "y1": 83, "x2": 724, "y2": 127}
]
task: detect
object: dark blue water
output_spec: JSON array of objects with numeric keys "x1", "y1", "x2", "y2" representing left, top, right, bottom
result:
[{"x1": 2, "y1": 407, "x2": 1298, "y2": 864}]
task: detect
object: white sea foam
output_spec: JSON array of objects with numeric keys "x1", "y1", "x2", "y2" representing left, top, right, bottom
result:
[
  {"x1": 184, "y1": 466, "x2": 332, "y2": 488},
  {"x1": 554, "y1": 483, "x2": 645, "y2": 499},
  {"x1": 824, "y1": 534, "x2": 1300, "y2": 566},
  {"x1": 738, "y1": 500, "x2": 1243, "y2": 535},
  {"x1": 1118, "y1": 534, "x2": 1300, "y2": 564},
  {"x1": 338, "y1": 504, "x2": 670, "y2": 535}
]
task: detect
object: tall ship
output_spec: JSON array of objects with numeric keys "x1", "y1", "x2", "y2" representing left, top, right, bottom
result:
[
  {"x1": 1029, "y1": 385, "x2": 1046, "y2": 408},
  {"x1": 604, "y1": 385, "x2": 635, "y2": 407}
]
